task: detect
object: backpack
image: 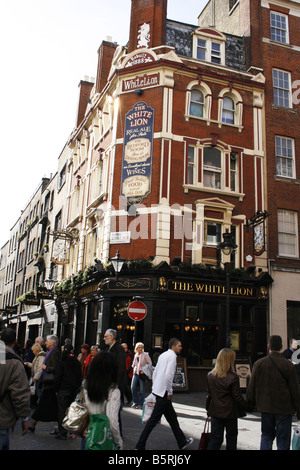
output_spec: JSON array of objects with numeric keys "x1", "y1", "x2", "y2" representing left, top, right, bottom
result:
[{"x1": 85, "y1": 413, "x2": 117, "y2": 450}]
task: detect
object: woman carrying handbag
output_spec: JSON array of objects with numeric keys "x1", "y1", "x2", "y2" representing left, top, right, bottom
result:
[
  {"x1": 131, "y1": 343, "x2": 152, "y2": 409},
  {"x1": 205, "y1": 348, "x2": 246, "y2": 450}
]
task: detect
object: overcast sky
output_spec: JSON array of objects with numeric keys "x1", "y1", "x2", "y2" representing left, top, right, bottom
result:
[{"x1": 0, "y1": 0, "x2": 208, "y2": 248}]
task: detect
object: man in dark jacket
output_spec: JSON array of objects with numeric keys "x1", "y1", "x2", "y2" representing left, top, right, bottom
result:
[
  {"x1": 0, "y1": 328, "x2": 30, "y2": 450},
  {"x1": 247, "y1": 335, "x2": 300, "y2": 450},
  {"x1": 104, "y1": 329, "x2": 128, "y2": 400}
]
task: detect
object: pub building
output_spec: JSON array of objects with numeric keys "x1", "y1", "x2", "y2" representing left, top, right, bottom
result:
[{"x1": 51, "y1": 0, "x2": 273, "y2": 390}]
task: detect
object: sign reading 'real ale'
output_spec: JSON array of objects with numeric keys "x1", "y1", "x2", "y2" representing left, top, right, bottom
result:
[{"x1": 121, "y1": 101, "x2": 154, "y2": 206}]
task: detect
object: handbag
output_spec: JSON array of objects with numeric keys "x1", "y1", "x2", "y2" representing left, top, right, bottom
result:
[
  {"x1": 139, "y1": 371, "x2": 148, "y2": 382},
  {"x1": 62, "y1": 389, "x2": 90, "y2": 436},
  {"x1": 198, "y1": 417, "x2": 211, "y2": 450},
  {"x1": 40, "y1": 371, "x2": 55, "y2": 384}
]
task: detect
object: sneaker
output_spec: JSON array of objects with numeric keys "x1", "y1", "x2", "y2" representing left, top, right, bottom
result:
[{"x1": 181, "y1": 437, "x2": 193, "y2": 449}]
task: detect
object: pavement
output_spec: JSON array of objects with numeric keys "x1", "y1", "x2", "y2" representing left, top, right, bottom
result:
[{"x1": 8, "y1": 391, "x2": 300, "y2": 454}]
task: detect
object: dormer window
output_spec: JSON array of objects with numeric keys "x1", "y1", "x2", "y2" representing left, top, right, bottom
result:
[{"x1": 193, "y1": 28, "x2": 226, "y2": 66}]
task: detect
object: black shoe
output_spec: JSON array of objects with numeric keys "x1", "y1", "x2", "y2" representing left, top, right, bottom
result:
[
  {"x1": 55, "y1": 433, "x2": 67, "y2": 440},
  {"x1": 181, "y1": 437, "x2": 193, "y2": 449}
]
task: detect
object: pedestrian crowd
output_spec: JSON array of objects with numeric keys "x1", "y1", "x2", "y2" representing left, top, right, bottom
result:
[{"x1": 1, "y1": 328, "x2": 300, "y2": 451}]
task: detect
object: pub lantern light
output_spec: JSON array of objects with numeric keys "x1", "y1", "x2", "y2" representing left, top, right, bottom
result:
[
  {"x1": 219, "y1": 230, "x2": 237, "y2": 257},
  {"x1": 109, "y1": 250, "x2": 126, "y2": 279},
  {"x1": 44, "y1": 278, "x2": 56, "y2": 291}
]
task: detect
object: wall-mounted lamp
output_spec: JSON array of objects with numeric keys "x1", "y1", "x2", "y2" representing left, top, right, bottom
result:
[{"x1": 109, "y1": 250, "x2": 126, "y2": 279}]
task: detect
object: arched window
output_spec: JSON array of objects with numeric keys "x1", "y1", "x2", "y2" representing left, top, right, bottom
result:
[
  {"x1": 218, "y1": 89, "x2": 243, "y2": 129},
  {"x1": 222, "y1": 96, "x2": 235, "y2": 124},
  {"x1": 186, "y1": 81, "x2": 212, "y2": 122},
  {"x1": 190, "y1": 89, "x2": 204, "y2": 117}
]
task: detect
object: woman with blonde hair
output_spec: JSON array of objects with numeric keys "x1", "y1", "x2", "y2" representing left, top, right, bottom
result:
[
  {"x1": 25, "y1": 343, "x2": 46, "y2": 403},
  {"x1": 206, "y1": 348, "x2": 246, "y2": 450},
  {"x1": 131, "y1": 342, "x2": 152, "y2": 409}
]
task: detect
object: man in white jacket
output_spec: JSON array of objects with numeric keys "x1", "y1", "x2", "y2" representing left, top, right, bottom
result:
[{"x1": 135, "y1": 338, "x2": 193, "y2": 450}]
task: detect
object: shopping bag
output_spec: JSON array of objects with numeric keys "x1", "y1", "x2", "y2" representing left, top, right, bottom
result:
[
  {"x1": 142, "y1": 364, "x2": 154, "y2": 380},
  {"x1": 142, "y1": 393, "x2": 156, "y2": 424},
  {"x1": 292, "y1": 426, "x2": 300, "y2": 450},
  {"x1": 198, "y1": 417, "x2": 211, "y2": 450},
  {"x1": 85, "y1": 414, "x2": 117, "y2": 450}
]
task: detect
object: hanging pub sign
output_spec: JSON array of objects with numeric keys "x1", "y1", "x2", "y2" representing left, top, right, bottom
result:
[
  {"x1": 50, "y1": 230, "x2": 72, "y2": 265},
  {"x1": 121, "y1": 101, "x2": 154, "y2": 206}
]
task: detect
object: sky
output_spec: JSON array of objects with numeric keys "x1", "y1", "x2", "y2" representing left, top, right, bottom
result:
[{"x1": 0, "y1": 0, "x2": 209, "y2": 248}]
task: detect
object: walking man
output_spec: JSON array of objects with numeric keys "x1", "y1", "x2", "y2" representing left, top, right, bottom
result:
[
  {"x1": 247, "y1": 335, "x2": 300, "y2": 450},
  {"x1": 0, "y1": 328, "x2": 30, "y2": 450},
  {"x1": 135, "y1": 338, "x2": 193, "y2": 450}
]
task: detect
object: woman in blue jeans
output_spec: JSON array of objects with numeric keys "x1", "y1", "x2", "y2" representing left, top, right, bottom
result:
[
  {"x1": 206, "y1": 348, "x2": 246, "y2": 450},
  {"x1": 131, "y1": 343, "x2": 152, "y2": 409}
]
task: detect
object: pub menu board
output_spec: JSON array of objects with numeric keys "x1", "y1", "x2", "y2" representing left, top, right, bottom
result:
[{"x1": 173, "y1": 357, "x2": 188, "y2": 392}]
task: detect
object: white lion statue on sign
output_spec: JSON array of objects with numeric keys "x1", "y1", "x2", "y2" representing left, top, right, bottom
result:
[{"x1": 137, "y1": 23, "x2": 150, "y2": 48}]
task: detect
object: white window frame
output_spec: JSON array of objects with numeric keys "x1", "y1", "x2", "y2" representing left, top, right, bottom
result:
[
  {"x1": 203, "y1": 147, "x2": 222, "y2": 190},
  {"x1": 278, "y1": 209, "x2": 299, "y2": 258},
  {"x1": 275, "y1": 136, "x2": 295, "y2": 179},
  {"x1": 273, "y1": 69, "x2": 292, "y2": 108},
  {"x1": 218, "y1": 88, "x2": 243, "y2": 128},
  {"x1": 187, "y1": 146, "x2": 196, "y2": 185},
  {"x1": 270, "y1": 11, "x2": 289, "y2": 44},
  {"x1": 185, "y1": 81, "x2": 212, "y2": 122},
  {"x1": 190, "y1": 89, "x2": 204, "y2": 118},
  {"x1": 184, "y1": 145, "x2": 240, "y2": 195},
  {"x1": 205, "y1": 222, "x2": 222, "y2": 246},
  {"x1": 192, "y1": 29, "x2": 226, "y2": 66}
]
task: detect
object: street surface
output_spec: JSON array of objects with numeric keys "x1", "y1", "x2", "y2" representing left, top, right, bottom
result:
[{"x1": 8, "y1": 391, "x2": 299, "y2": 455}]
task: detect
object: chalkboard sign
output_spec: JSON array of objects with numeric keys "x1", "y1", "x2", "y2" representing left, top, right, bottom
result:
[{"x1": 173, "y1": 357, "x2": 188, "y2": 392}]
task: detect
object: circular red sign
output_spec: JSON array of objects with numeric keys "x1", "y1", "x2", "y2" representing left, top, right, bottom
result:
[{"x1": 128, "y1": 301, "x2": 147, "y2": 321}]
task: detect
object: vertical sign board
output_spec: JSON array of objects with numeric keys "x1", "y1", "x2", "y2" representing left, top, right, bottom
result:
[
  {"x1": 121, "y1": 101, "x2": 154, "y2": 206},
  {"x1": 173, "y1": 357, "x2": 188, "y2": 392}
]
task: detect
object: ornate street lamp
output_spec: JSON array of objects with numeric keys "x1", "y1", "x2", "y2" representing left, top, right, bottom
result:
[
  {"x1": 109, "y1": 250, "x2": 126, "y2": 279},
  {"x1": 218, "y1": 230, "x2": 238, "y2": 348}
]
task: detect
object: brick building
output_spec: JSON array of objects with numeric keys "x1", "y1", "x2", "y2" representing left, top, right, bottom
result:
[
  {"x1": 1, "y1": 0, "x2": 287, "y2": 390},
  {"x1": 46, "y1": 0, "x2": 272, "y2": 389},
  {"x1": 199, "y1": 0, "x2": 300, "y2": 351}
]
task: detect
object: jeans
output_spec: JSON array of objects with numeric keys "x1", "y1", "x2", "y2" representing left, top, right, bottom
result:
[
  {"x1": 135, "y1": 393, "x2": 187, "y2": 450},
  {"x1": 0, "y1": 429, "x2": 9, "y2": 450},
  {"x1": 260, "y1": 413, "x2": 292, "y2": 450},
  {"x1": 131, "y1": 374, "x2": 146, "y2": 407},
  {"x1": 207, "y1": 417, "x2": 238, "y2": 450}
]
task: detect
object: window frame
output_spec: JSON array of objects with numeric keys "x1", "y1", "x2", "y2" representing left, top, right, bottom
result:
[
  {"x1": 273, "y1": 69, "x2": 292, "y2": 108},
  {"x1": 218, "y1": 88, "x2": 243, "y2": 129},
  {"x1": 278, "y1": 209, "x2": 299, "y2": 258},
  {"x1": 192, "y1": 29, "x2": 226, "y2": 66},
  {"x1": 185, "y1": 81, "x2": 212, "y2": 122},
  {"x1": 184, "y1": 144, "x2": 240, "y2": 195},
  {"x1": 275, "y1": 136, "x2": 295, "y2": 179},
  {"x1": 270, "y1": 11, "x2": 289, "y2": 44}
]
